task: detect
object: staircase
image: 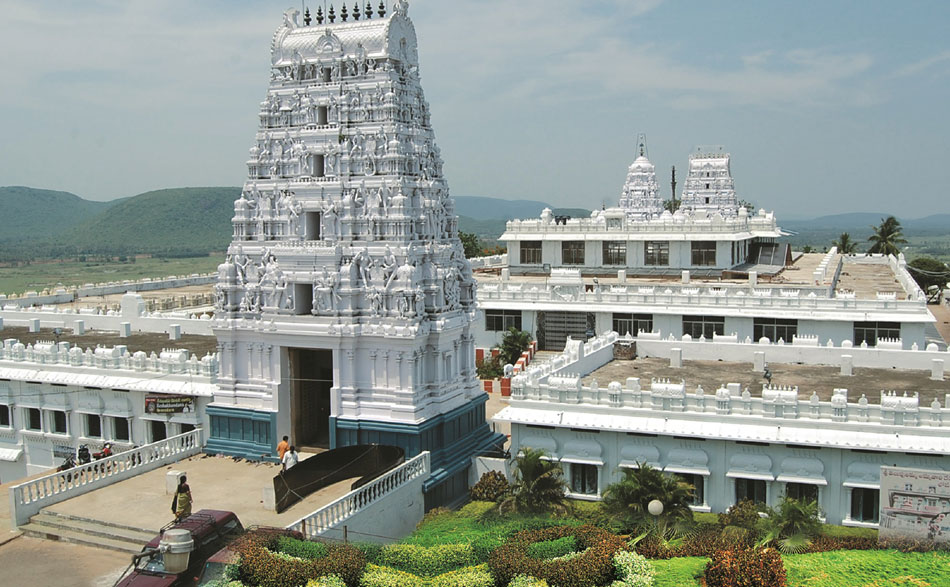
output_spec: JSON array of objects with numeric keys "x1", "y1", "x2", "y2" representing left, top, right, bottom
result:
[{"x1": 19, "y1": 509, "x2": 156, "y2": 554}]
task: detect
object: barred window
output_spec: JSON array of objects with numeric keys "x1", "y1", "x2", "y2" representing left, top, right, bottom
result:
[
  {"x1": 26, "y1": 407, "x2": 41, "y2": 431},
  {"x1": 561, "y1": 241, "x2": 585, "y2": 265},
  {"x1": 683, "y1": 315, "x2": 725, "y2": 338},
  {"x1": 612, "y1": 313, "x2": 653, "y2": 336},
  {"x1": 486, "y1": 310, "x2": 522, "y2": 332},
  {"x1": 644, "y1": 241, "x2": 669, "y2": 265},
  {"x1": 570, "y1": 463, "x2": 598, "y2": 495},
  {"x1": 0, "y1": 404, "x2": 9, "y2": 427},
  {"x1": 853, "y1": 322, "x2": 900, "y2": 346},
  {"x1": 50, "y1": 410, "x2": 68, "y2": 435},
  {"x1": 691, "y1": 241, "x2": 716, "y2": 266},
  {"x1": 602, "y1": 241, "x2": 626, "y2": 265},
  {"x1": 520, "y1": 241, "x2": 542, "y2": 264},
  {"x1": 754, "y1": 318, "x2": 798, "y2": 342}
]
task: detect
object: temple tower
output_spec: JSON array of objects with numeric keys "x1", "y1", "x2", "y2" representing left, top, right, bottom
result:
[
  {"x1": 208, "y1": 2, "x2": 502, "y2": 507},
  {"x1": 617, "y1": 134, "x2": 662, "y2": 217},
  {"x1": 679, "y1": 147, "x2": 740, "y2": 216}
]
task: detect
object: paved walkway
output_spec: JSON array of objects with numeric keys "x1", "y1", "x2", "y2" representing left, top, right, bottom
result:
[{"x1": 44, "y1": 453, "x2": 358, "y2": 532}]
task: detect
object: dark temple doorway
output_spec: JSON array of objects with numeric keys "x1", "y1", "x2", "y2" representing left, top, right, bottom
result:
[{"x1": 289, "y1": 348, "x2": 333, "y2": 450}]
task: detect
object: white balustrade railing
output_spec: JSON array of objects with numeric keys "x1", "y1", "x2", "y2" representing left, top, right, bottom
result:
[
  {"x1": 8, "y1": 429, "x2": 203, "y2": 527},
  {"x1": 286, "y1": 451, "x2": 430, "y2": 540}
]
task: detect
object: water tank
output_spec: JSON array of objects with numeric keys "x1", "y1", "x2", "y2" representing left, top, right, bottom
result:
[{"x1": 159, "y1": 529, "x2": 194, "y2": 574}]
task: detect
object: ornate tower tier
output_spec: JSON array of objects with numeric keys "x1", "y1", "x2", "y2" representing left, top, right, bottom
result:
[
  {"x1": 618, "y1": 134, "x2": 662, "y2": 218},
  {"x1": 679, "y1": 148, "x2": 739, "y2": 216},
  {"x1": 208, "y1": 2, "x2": 502, "y2": 507}
]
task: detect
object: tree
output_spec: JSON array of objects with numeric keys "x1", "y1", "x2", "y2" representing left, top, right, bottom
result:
[
  {"x1": 498, "y1": 447, "x2": 570, "y2": 514},
  {"x1": 601, "y1": 464, "x2": 695, "y2": 534},
  {"x1": 757, "y1": 496, "x2": 823, "y2": 553},
  {"x1": 907, "y1": 256, "x2": 950, "y2": 295},
  {"x1": 459, "y1": 232, "x2": 481, "y2": 259},
  {"x1": 497, "y1": 327, "x2": 533, "y2": 367},
  {"x1": 867, "y1": 216, "x2": 907, "y2": 256},
  {"x1": 832, "y1": 232, "x2": 858, "y2": 255}
]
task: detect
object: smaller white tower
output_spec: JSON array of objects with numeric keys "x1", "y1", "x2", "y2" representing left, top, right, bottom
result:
[
  {"x1": 680, "y1": 147, "x2": 739, "y2": 216},
  {"x1": 618, "y1": 134, "x2": 663, "y2": 218}
]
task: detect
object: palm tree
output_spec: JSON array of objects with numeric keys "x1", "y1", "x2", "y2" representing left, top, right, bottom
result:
[
  {"x1": 601, "y1": 464, "x2": 695, "y2": 534},
  {"x1": 497, "y1": 327, "x2": 533, "y2": 367},
  {"x1": 832, "y1": 232, "x2": 858, "y2": 255},
  {"x1": 498, "y1": 447, "x2": 570, "y2": 514},
  {"x1": 757, "y1": 496, "x2": 823, "y2": 553},
  {"x1": 867, "y1": 216, "x2": 907, "y2": 256}
]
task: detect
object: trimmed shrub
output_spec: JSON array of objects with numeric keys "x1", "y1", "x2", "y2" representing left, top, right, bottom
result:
[
  {"x1": 471, "y1": 470, "x2": 510, "y2": 502},
  {"x1": 276, "y1": 536, "x2": 329, "y2": 560},
  {"x1": 718, "y1": 500, "x2": 761, "y2": 531},
  {"x1": 488, "y1": 525, "x2": 627, "y2": 587},
  {"x1": 234, "y1": 530, "x2": 366, "y2": 587},
  {"x1": 526, "y1": 536, "x2": 577, "y2": 560},
  {"x1": 306, "y1": 576, "x2": 348, "y2": 587},
  {"x1": 352, "y1": 542, "x2": 384, "y2": 564},
  {"x1": 509, "y1": 575, "x2": 550, "y2": 587},
  {"x1": 611, "y1": 550, "x2": 654, "y2": 587},
  {"x1": 704, "y1": 547, "x2": 786, "y2": 587},
  {"x1": 376, "y1": 543, "x2": 475, "y2": 576},
  {"x1": 357, "y1": 563, "x2": 492, "y2": 587}
]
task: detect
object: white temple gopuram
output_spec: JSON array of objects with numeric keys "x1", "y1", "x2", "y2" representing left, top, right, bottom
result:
[{"x1": 207, "y1": 2, "x2": 502, "y2": 506}]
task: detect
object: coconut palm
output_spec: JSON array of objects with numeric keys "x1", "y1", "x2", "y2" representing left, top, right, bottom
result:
[
  {"x1": 601, "y1": 464, "x2": 695, "y2": 534},
  {"x1": 498, "y1": 447, "x2": 570, "y2": 514},
  {"x1": 832, "y1": 232, "x2": 858, "y2": 255},
  {"x1": 757, "y1": 496, "x2": 823, "y2": 553},
  {"x1": 867, "y1": 216, "x2": 907, "y2": 256}
]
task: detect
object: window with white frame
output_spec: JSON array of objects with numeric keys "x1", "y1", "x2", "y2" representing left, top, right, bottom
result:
[
  {"x1": 561, "y1": 241, "x2": 585, "y2": 265},
  {"x1": 672, "y1": 473, "x2": 705, "y2": 507},
  {"x1": 570, "y1": 463, "x2": 598, "y2": 495},
  {"x1": 853, "y1": 322, "x2": 900, "y2": 346},
  {"x1": 690, "y1": 241, "x2": 717, "y2": 266},
  {"x1": 49, "y1": 410, "x2": 68, "y2": 435},
  {"x1": 0, "y1": 404, "x2": 9, "y2": 427},
  {"x1": 84, "y1": 413, "x2": 102, "y2": 438},
  {"x1": 485, "y1": 310, "x2": 522, "y2": 332},
  {"x1": 25, "y1": 407, "x2": 41, "y2": 431},
  {"x1": 612, "y1": 313, "x2": 653, "y2": 337},
  {"x1": 644, "y1": 241, "x2": 669, "y2": 266},
  {"x1": 851, "y1": 488, "x2": 879, "y2": 523},
  {"x1": 112, "y1": 417, "x2": 130, "y2": 442},
  {"x1": 735, "y1": 478, "x2": 767, "y2": 505},
  {"x1": 754, "y1": 318, "x2": 798, "y2": 342},
  {"x1": 602, "y1": 241, "x2": 626, "y2": 265},
  {"x1": 683, "y1": 315, "x2": 725, "y2": 338},
  {"x1": 520, "y1": 241, "x2": 542, "y2": 264}
]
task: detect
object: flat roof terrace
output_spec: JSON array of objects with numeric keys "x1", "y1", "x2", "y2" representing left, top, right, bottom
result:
[
  {"x1": 1, "y1": 326, "x2": 219, "y2": 357},
  {"x1": 583, "y1": 356, "x2": 950, "y2": 407},
  {"x1": 477, "y1": 253, "x2": 906, "y2": 299}
]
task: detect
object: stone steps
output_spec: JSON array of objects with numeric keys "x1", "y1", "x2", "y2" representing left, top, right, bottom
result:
[{"x1": 19, "y1": 509, "x2": 158, "y2": 554}]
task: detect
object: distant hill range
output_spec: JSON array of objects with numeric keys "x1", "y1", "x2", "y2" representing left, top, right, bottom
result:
[{"x1": 1, "y1": 185, "x2": 945, "y2": 260}]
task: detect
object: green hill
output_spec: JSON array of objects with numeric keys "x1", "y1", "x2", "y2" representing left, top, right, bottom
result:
[
  {"x1": 0, "y1": 186, "x2": 114, "y2": 242},
  {"x1": 62, "y1": 187, "x2": 239, "y2": 257}
]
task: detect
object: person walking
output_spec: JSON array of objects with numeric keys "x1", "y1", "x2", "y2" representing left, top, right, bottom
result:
[
  {"x1": 171, "y1": 475, "x2": 192, "y2": 522},
  {"x1": 282, "y1": 445, "x2": 299, "y2": 473},
  {"x1": 276, "y1": 435, "x2": 290, "y2": 463}
]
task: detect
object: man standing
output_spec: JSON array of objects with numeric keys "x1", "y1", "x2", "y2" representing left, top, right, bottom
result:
[{"x1": 276, "y1": 435, "x2": 290, "y2": 463}]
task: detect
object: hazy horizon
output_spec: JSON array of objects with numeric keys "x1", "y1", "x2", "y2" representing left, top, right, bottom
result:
[{"x1": 1, "y1": 1, "x2": 948, "y2": 220}]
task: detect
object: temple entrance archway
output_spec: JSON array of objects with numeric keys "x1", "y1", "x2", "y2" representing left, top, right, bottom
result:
[{"x1": 289, "y1": 348, "x2": 333, "y2": 450}]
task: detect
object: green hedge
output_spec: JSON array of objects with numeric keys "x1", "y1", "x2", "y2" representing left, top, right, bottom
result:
[
  {"x1": 306, "y1": 576, "x2": 347, "y2": 587},
  {"x1": 375, "y1": 544, "x2": 475, "y2": 577},
  {"x1": 357, "y1": 563, "x2": 493, "y2": 587},
  {"x1": 527, "y1": 536, "x2": 577, "y2": 560},
  {"x1": 509, "y1": 576, "x2": 550, "y2": 587},
  {"x1": 276, "y1": 536, "x2": 329, "y2": 560},
  {"x1": 489, "y1": 525, "x2": 627, "y2": 587},
  {"x1": 611, "y1": 550, "x2": 654, "y2": 587}
]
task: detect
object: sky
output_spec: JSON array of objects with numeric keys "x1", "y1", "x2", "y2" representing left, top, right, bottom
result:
[{"x1": 0, "y1": 0, "x2": 948, "y2": 220}]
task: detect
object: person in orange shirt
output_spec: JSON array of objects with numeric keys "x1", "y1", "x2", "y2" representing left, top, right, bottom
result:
[{"x1": 277, "y1": 436, "x2": 290, "y2": 462}]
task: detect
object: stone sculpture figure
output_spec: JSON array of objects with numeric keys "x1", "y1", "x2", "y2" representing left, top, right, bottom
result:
[
  {"x1": 322, "y1": 200, "x2": 340, "y2": 237},
  {"x1": 353, "y1": 248, "x2": 372, "y2": 285}
]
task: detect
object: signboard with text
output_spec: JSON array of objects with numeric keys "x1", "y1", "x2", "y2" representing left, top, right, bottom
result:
[
  {"x1": 144, "y1": 395, "x2": 195, "y2": 414},
  {"x1": 879, "y1": 466, "x2": 950, "y2": 544}
]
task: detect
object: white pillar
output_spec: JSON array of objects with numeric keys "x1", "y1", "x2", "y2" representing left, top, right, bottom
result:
[
  {"x1": 0, "y1": 316, "x2": 3, "y2": 330},
  {"x1": 749, "y1": 271, "x2": 758, "y2": 287},
  {"x1": 169, "y1": 324, "x2": 182, "y2": 341},
  {"x1": 617, "y1": 270, "x2": 626, "y2": 283},
  {"x1": 841, "y1": 354, "x2": 853, "y2": 376},
  {"x1": 681, "y1": 270, "x2": 690, "y2": 284},
  {"x1": 73, "y1": 320, "x2": 85, "y2": 335},
  {"x1": 670, "y1": 347, "x2": 682, "y2": 368},
  {"x1": 28, "y1": 318, "x2": 40, "y2": 333},
  {"x1": 119, "y1": 322, "x2": 131, "y2": 337},
  {"x1": 932, "y1": 359, "x2": 944, "y2": 381},
  {"x1": 753, "y1": 351, "x2": 766, "y2": 372}
]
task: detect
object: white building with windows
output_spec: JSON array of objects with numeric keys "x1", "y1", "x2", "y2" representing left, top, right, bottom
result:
[{"x1": 0, "y1": 338, "x2": 213, "y2": 482}]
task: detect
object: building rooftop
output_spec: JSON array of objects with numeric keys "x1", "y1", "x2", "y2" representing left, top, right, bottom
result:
[
  {"x1": 583, "y1": 356, "x2": 950, "y2": 407},
  {"x1": 0, "y1": 326, "x2": 218, "y2": 357}
]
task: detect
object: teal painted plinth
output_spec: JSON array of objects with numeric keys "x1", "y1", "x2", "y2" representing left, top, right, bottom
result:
[
  {"x1": 334, "y1": 395, "x2": 505, "y2": 508},
  {"x1": 205, "y1": 406, "x2": 278, "y2": 462}
]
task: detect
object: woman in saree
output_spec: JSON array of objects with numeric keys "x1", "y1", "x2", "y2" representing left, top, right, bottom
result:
[{"x1": 171, "y1": 475, "x2": 192, "y2": 521}]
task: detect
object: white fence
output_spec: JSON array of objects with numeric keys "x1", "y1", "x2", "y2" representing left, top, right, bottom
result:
[
  {"x1": 517, "y1": 332, "x2": 619, "y2": 385},
  {"x1": 286, "y1": 451, "x2": 429, "y2": 543},
  {"x1": 469, "y1": 254, "x2": 508, "y2": 270},
  {"x1": 8, "y1": 429, "x2": 203, "y2": 527}
]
